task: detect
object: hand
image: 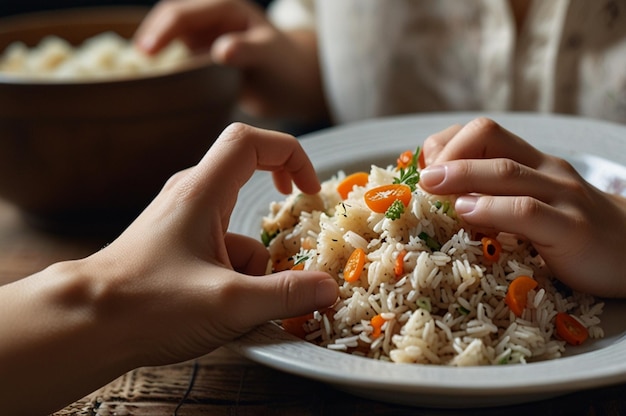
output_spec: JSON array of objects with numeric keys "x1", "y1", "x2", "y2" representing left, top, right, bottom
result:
[
  {"x1": 135, "y1": 0, "x2": 328, "y2": 121},
  {"x1": 418, "y1": 117, "x2": 626, "y2": 298},
  {"x1": 0, "y1": 123, "x2": 338, "y2": 414},
  {"x1": 91, "y1": 122, "x2": 338, "y2": 362}
]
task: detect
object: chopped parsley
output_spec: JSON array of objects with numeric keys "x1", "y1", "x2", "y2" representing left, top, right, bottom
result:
[
  {"x1": 293, "y1": 249, "x2": 313, "y2": 266},
  {"x1": 416, "y1": 297, "x2": 432, "y2": 312},
  {"x1": 458, "y1": 306, "x2": 471, "y2": 315},
  {"x1": 418, "y1": 231, "x2": 441, "y2": 251},
  {"x1": 434, "y1": 200, "x2": 451, "y2": 213}
]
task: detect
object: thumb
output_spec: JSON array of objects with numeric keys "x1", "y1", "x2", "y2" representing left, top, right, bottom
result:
[{"x1": 235, "y1": 271, "x2": 338, "y2": 327}]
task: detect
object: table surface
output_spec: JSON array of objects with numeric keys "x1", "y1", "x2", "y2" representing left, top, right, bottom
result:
[{"x1": 1, "y1": 200, "x2": 625, "y2": 416}]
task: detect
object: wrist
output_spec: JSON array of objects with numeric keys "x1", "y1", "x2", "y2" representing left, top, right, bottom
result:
[{"x1": 0, "y1": 257, "x2": 138, "y2": 414}]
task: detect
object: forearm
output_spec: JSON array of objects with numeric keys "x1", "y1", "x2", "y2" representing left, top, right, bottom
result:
[
  {"x1": 281, "y1": 28, "x2": 330, "y2": 122},
  {"x1": 266, "y1": 0, "x2": 327, "y2": 121},
  {"x1": 0, "y1": 260, "x2": 135, "y2": 415}
]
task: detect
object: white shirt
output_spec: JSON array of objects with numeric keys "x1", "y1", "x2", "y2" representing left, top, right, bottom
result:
[{"x1": 269, "y1": 0, "x2": 626, "y2": 125}]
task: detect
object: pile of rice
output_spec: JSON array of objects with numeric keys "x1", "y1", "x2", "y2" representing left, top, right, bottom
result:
[
  {"x1": 262, "y1": 162, "x2": 604, "y2": 366},
  {"x1": 0, "y1": 32, "x2": 191, "y2": 80}
]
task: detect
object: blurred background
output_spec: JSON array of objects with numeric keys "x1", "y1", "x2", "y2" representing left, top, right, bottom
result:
[{"x1": 1, "y1": 1, "x2": 273, "y2": 18}]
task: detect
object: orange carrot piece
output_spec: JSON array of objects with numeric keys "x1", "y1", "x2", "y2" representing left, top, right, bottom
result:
[
  {"x1": 281, "y1": 313, "x2": 313, "y2": 339},
  {"x1": 505, "y1": 275, "x2": 538, "y2": 317},
  {"x1": 418, "y1": 148, "x2": 426, "y2": 170},
  {"x1": 481, "y1": 237, "x2": 502, "y2": 263},
  {"x1": 394, "y1": 249, "x2": 407, "y2": 277},
  {"x1": 555, "y1": 312, "x2": 589, "y2": 346},
  {"x1": 344, "y1": 248, "x2": 366, "y2": 283},
  {"x1": 397, "y1": 148, "x2": 426, "y2": 170},
  {"x1": 370, "y1": 314, "x2": 386, "y2": 338},
  {"x1": 364, "y1": 184, "x2": 412, "y2": 214},
  {"x1": 337, "y1": 172, "x2": 369, "y2": 199},
  {"x1": 396, "y1": 150, "x2": 413, "y2": 169},
  {"x1": 291, "y1": 263, "x2": 305, "y2": 270}
]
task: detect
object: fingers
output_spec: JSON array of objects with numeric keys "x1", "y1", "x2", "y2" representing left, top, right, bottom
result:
[
  {"x1": 210, "y1": 27, "x2": 273, "y2": 67},
  {"x1": 422, "y1": 124, "x2": 462, "y2": 166},
  {"x1": 419, "y1": 117, "x2": 570, "y2": 240},
  {"x1": 423, "y1": 117, "x2": 545, "y2": 169},
  {"x1": 420, "y1": 158, "x2": 570, "y2": 203},
  {"x1": 173, "y1": 123, "x2": 319, "y2": 227},
  {"x1": 203, "y1": 122, "x2": 319, "y2": 193},
  {"x1": 419, "y1": 155, "x2": 582, "y2": 247},
  {"x1": 224, "y1": 233, "x2": 269, "y2": 275},
  {"x1": 134, "y1": 1, "x2": 177, "y2": 53},
  {"x1": 230, "y1": 270, "x2": 338, "y2": 327},
  {"x1": 134, "y1": 0, "x2": 254, "y2": 54},
  {"x1": 453, "y1": 194, "x2": 578, "y2": 247}
]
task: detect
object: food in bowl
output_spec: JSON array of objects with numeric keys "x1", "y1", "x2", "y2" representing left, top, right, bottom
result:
[
  {"x1": 0, "y1": 7, "x2": 238, "y2": 232},
  {"x1": 262, "y1": 148, "x2": 603, "y2": 366},
  {"x1": 0, "y1": 31, "x2": 191, "y2": 80}
]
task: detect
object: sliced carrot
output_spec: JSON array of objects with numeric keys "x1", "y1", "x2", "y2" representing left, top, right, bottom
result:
[
  {"x1": 364, "y1": 184, "x2": 412, "y2": 214},
  {"x1": 481, "y1": 236, "x2": 502, "y2": 263},
  {"x1": 394, "y1": 249, "x2": 407, "y2": 277},
  {"x1": 343, "y1": 248, "x2": 366, "y2": 283},
  {"x1": 281, "y1": 313, "x2": 313, "y2": 339},
  {"x1": 418, "y1": 148, "x2": 426, "y2": 170},
  {"x1": 396, "y1": 150, "x2": 413, "y2": 169},
  {"x1": 555, "y1": 312, "x2": 589, "y2": 345},
  {"x1": 398, "y1": 148, "x2": 426, "y2": 170},
  {"x1": 272, "y1": 257, "x2": 291, "y2": 272},
  {"x1": 370, "y1": 314, "x2": 386, "y2": 338},
  {"x1": 504, "y1": 275, "x2": 538, "y2": 317},
  {"x1": 337, "y1": 172, "x2": 369, "y2": 199},
  {"x1": 291, "y1": 263, "x2": 305, "y2": 270}
]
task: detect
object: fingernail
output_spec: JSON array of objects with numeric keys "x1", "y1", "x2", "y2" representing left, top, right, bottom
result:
[
  {"x1": 455, "y1": 195, "x2": 478, "y2": 215},
  {"x1": 420, "y1": 165, "x2": 446, "y2": 188},
  {"x1": 315, "y1": 278, "x2": 338, "y2": 308}
]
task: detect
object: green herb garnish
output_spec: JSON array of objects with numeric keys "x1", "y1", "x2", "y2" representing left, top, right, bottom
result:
[
  {"x1": 261, "y1": 229, "x2": 278, "y2": 247},
  {"x1": 418, "y1": 231, "x2": 441, "y2": 251},
  {"x1": 385, "y1": 199, "x2": 405, "y2": 220},
  {"x1": 458, "y1": 306, "x2": 470, "y2": 315},
  {"x1": 416, "y1": 297, "x2": 432, "y2": 312},
  {"x1": 293, "y1": 249, "x2": 313, "y2": 266},
  {"x1": 393, "y1": 146, "x2": 421, "y2": 191}
]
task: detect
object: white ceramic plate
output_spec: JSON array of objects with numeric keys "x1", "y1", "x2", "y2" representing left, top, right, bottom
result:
[{"x1": 227, "y1": 113, "x2": 626, "y2": 408}]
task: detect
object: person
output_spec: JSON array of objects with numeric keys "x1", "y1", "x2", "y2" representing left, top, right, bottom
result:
[
  {"x1": 3, "y1": 0, "x2": 626, "y2": 411},
  {"x1": 1, "y1": 118, "x2": 625, "y2": 415},
  {"x1": 134, "y1": 0, "x2": 626, "y2": 127}
]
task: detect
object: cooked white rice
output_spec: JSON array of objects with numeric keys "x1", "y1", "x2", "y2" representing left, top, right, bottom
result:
[
  {"x1": 0, "y1": 32, "x2": 191, "y2": 80},
  {"x1": 263, "y1": 163, "x2": 604, "y2": 366}
]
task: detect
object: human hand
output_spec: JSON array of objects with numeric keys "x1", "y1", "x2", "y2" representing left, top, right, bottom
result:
[
  {"x1": 135, "y1": 0, "x2": 327, "y2": 121},
  {"x1": 0, "y1": 123, "x2": 338, "y2": 414},
  {"x1": 85, "y1": 123, "x2": 338, "y2": 365},
  {"x1": 418, "y1": 117, "x2": 626, "y2": 298}
]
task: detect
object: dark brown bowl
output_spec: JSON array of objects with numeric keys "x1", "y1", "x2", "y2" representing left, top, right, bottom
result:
[{"x1": 0, "y1": 7, "x2": 239, "y2": 235}]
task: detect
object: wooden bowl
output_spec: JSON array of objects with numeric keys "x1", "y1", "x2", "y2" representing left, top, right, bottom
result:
[{"x1": 0, "y1": 7, "x2": 239, "y2": 234}]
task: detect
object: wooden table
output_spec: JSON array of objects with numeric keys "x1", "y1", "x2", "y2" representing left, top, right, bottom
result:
[{"x1": 1, "y1": 199, "x2": 625, "y2": 416}]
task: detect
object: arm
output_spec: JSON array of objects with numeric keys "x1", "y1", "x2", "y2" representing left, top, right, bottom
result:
[
  {"x1": 0, "y1": 123, "x2": 338, "y2": 415},
  {"x1": 419, "y1": 117, "x2": 626, "y2": 297},
  {"x1": 135, "y1": 0, "x2": 328, "y2": 122}
]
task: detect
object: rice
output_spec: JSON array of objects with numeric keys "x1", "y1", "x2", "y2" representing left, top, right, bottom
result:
[
  {"x1": 262, "y1": 162, "x2": 604, "y2": 366},
  {"x1": 0, "y1": 32, "x2": 191, "y2": 80}
]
